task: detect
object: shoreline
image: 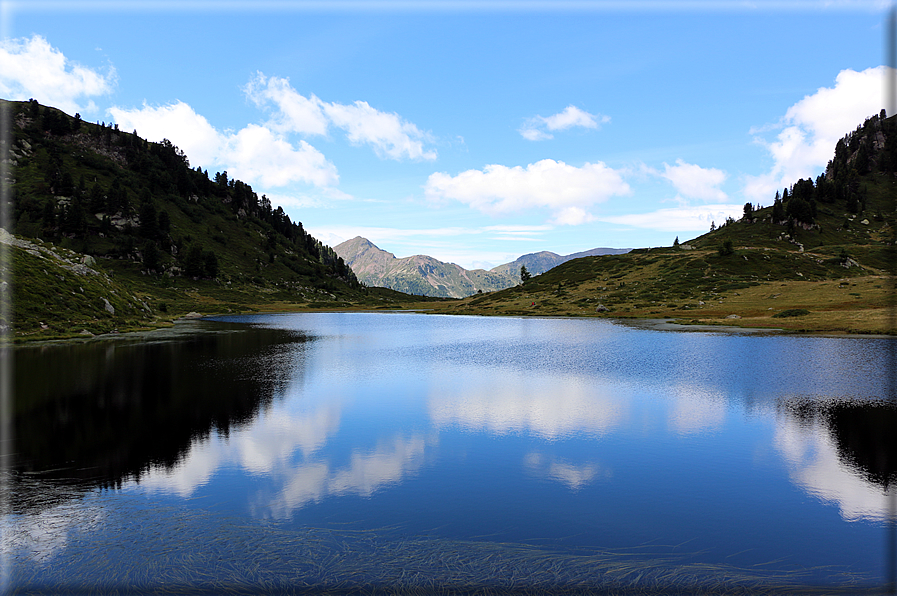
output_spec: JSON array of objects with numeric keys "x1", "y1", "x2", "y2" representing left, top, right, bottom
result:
[{"x1": 8, "y1": 308, "x2": 896, "y2": 347}]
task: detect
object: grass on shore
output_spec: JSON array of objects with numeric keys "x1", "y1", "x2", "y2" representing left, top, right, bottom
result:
[
  {"x1": 422, "y1": 246, "x2": 896, "y2": 335},
  {"x1": 5, "y1": 235, "x2": 896, "y2": 343}
]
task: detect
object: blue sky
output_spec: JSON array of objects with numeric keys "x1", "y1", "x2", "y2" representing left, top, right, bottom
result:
[{"x1": 0, "y1": 1, "x2": 891, "y2": 269}]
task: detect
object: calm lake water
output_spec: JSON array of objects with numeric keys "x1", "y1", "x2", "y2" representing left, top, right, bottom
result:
[{"x1": 5, "y1": 312, "x2": 896, "y2": 594}]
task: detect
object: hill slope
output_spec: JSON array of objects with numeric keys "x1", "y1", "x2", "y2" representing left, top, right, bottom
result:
[
  {"x1": 1, "y1": 99, "x2": 434, "y2": 340},
  {"x1": 426, "y1": 111, "x2": 897, "y2": 334},
  {"x1": 489, "y1": 247, "x2": 631, "y2": 279}
]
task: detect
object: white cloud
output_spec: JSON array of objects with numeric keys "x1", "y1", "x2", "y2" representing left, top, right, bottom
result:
[
  {"x1": 599, "y1": 203, "x2": 745, "y2": 232},
  {"x1": 109, "y1": 101, "x2": 222, "y2": 167},
  {"x1": 322, "y1": 100, "x2": 436, "y2": 160},
  {"x1": 244, "y1": 72, "x2": 328, "y2": 136},
  {"x1": 483, "y1": 224, "x2": 554, "y2": 236},
  {"x1": 0, "y1": 35, "x2": 115, "y2": 115},
  {"x1": 327, "y1": 436, "x2": 426, "y2": 498},
  {"x1": 520, "y1": 127, "x2": 552, "y2": 141},
  {"x1": 246, "y1": 72, "x2": 436, "y2": 161},
  {"x1": 544, "y1": 105, "x2": 607, "y2": 131},
  {"x1": 308, "y1": 225, "x2": 476, "y2": 245},
  {"x1": 520, "y1": 105, "x2": 609, "y2": 141},
  {"x1": 661, "y1": 159, "x2": 728, "y2": 202},
  {"x1": 223, "y1": 124, "x2": 338, "y2": 187},
  {"x1": 424, "y1": 159, "x2": 630, "y2": 224},
  {"x1": 263, "y1": 188, "x2": 353, "y2": 211},
  {"x1": 744, "y1": 66, "x2": 888, "y2": 202},
  {"x1": 551, "y1": 206, "x2": 595, "y2": 225},
  {"x1": 109, "y1": 101, "x2": 338, "y2": 189},
  {"x1": 111, "y1": 72, "x2": 436, "y2": 190}
]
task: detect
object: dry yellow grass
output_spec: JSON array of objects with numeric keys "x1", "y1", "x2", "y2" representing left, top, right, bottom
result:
[{"x1": 418, "y1": 274, "x2": 896, "y2": 335}]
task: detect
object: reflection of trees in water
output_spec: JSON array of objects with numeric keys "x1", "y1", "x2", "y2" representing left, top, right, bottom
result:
[
  {"x1": 825, "y1": 403, "x2": 897, "y2": 489},
  {"x1": 11, "y1": 322, "x2": 312, "y2": 511},
  {"x1": 782, "y1": 397, "x2": 897, "y2": 490}
]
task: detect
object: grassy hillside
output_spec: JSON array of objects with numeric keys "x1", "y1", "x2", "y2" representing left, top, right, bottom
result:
[
  {"x1": 489, "y1": 248, "x2": 631, "y2": 280},
  {"x1": 1, "y1": 99, "x2": 443, "y2": 341},
  {"x1": 427, "y1": 112, "x2": 897, "y2": 334},
  {"x1": 4, "y1": 101, "x2": 895, "y2": 338}
]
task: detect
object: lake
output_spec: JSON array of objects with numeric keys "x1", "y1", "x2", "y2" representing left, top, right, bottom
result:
[{"x1": 5, "y1": 312, "x2": 895, "y2": 594}]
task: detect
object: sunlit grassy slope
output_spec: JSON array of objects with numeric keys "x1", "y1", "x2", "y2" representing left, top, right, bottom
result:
[{"x1": 426, "y1": 113, "x2": 897, "y2": 334}]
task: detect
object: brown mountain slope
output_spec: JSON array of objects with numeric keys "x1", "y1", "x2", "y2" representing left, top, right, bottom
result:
[
  {"x1": 335, "y1": 237, "x2": 631, "y2": 298},
  {"x1": 334, "y1": 237, "x2": 515, "y2": 298}
]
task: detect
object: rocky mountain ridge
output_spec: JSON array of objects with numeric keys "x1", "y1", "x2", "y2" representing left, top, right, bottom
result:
[{"x1": 334, "y1": 236, "x2": 630, "y2": 298}]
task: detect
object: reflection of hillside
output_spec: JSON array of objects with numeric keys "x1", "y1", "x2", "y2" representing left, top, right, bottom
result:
[
  {"x1": 826, "y1": 403, "x2": 897, "y2": 489},
  {"x1": 776, "y1": 398, "x2": 896, "y2": 522},
  {"x1": 11, "y1": 322, "x2": 311, "y2": 510}
]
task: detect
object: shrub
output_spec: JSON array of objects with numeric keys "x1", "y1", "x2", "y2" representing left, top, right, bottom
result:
[
  {"x1": 717, "y1": 239, "x2": 734, "y2": 257},
  {"x1": 772, "y1": 308, "x2": 810, "y2": 318}
]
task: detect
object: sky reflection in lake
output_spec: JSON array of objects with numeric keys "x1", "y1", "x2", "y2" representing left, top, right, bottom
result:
[{"x1": 7, "y1": 312, "x2": 895, "y2": 592}]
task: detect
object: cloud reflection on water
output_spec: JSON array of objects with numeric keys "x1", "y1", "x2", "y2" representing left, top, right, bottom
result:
[
  {"x1": 523, "y1": 452, "x2": 611, "y2": 490},
  {"x1": 262, "y1": 435, "x2": 427, "y2": 519},
  {"x1": 2, "y1": 498, "x2": 107, "y2": 564},
  {"x1": 132, "y1": 393, "x2": 428, "y2": 519},
  {"x1": 774, "y1": 413, "x2": 894, "y2": 523},
  {"x1": 102, "y1": 316, "x2": 894, "y2": 532},
  {"x1": 427, "y1": 371, "x2": 626, "y2": 440},
  {"x1": 666, "y1": 388, "x2": 728, "y2": 436}
]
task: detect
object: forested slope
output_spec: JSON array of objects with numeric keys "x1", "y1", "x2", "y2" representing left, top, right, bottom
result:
[{"x1": 1, "y1": 99, "x2": 431, "y2": 340}]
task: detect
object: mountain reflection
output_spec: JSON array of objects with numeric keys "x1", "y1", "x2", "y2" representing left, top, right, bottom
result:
[
  {"x1": 11, "y1": 321, "x2": 311, "y2": 509},
  {"x1": 776, "y1": 397, "x2": 897, "y2": 522}
]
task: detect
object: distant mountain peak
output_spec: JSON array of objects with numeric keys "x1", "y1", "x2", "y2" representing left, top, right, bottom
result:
[{"x1": 334, "y1": 236, "x2": 630, "y2": 298}]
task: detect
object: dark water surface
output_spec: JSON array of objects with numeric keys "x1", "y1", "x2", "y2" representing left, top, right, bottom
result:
[{"x1": 5, "y1": 312, "x2": 895, "y2": 594}]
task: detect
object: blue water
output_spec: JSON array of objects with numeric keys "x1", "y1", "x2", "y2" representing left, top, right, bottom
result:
[{"x1": 5, "y1": 312, "x2": 894, "y2": 593}]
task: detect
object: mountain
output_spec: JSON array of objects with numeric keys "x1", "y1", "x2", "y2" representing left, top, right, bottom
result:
[
  {"x1": 422, "y1": 111, "x2": 897, "y2": 335},
  {"x1": 333, "y1": 237, "x2": 514, "y2": 298},
  {"x1": 489, "y1": 247, "x2": 631, "y2": 279},
  {"x1": 1, "y1": 99, "x2": 433, "y2": 340},
  {"x1": 334, "y1": 237, "x2": 631, "y2": 298}
]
